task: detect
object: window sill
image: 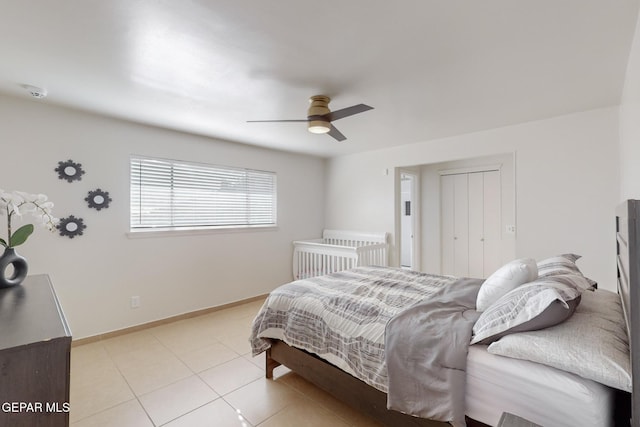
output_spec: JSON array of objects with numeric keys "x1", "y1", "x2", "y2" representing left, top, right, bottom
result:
[{"x1": 126, "y1": 225, "x2": 279, "y2": 239}]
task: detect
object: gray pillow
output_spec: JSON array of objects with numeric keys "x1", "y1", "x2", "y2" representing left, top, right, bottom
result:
[
  {"x1": 471, "y1": 275, "x2": 586, "y2": 345},
  {"x1": 487, "y1": 289, "x2": 631, "y2": 392}
]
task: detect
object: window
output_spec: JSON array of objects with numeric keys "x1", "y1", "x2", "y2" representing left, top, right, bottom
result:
[{"x1": 130, "y1": 156, "x2": 277, "y2": 231}]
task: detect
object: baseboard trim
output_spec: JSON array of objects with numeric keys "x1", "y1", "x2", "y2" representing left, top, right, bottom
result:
[{"x1": 71, "y1": 294, "x2": 268, "y2": 347}]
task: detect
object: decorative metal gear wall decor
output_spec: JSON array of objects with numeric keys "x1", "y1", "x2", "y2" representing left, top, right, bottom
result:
[
  {"x1": 57, "y1": 215, "x2": 86, "y2": 238},
  {"x1": 55, "y1": 159, "x2": 85, "y2": 183},
  {"x1": 85, "y1": 189, "x2": 112, "y2": 211}
]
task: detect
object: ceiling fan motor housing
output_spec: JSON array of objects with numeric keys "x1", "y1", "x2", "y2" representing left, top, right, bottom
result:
[{"x1": 307, "y1": 95, "x2": 331, "y2": 133}]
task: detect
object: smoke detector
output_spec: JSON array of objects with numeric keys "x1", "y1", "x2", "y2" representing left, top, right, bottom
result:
[{"x1": 22, "y1": 84, "x2": 47, "y2": 99}]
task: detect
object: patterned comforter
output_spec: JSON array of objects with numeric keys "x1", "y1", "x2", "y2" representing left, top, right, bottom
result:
[{"x1": 249, "y1": 266, "x2": 466, "y2": 392}]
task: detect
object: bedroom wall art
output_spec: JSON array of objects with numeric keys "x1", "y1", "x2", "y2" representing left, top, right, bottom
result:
[
  {"x1": 85, "y1": 189, "x2": 112, "y2": 211},
  {"x1": 57, "y1": 215, "x2": 86, "y2": 239},
  {"x1": 55, "y1": 159, "x2": 85, "y2": 183}
]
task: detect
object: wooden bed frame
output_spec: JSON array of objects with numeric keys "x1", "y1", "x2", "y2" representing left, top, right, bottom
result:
[
  {"x1": 616, "y1": 199, "x2": 639, "y2": 427},
  {"x1": 263, "y1": 200, "x2": 639, "y2": 427}
]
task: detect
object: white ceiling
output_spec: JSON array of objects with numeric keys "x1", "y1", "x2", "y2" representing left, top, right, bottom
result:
[{"x1": 0, "y1": 1, "x2": 638, "y2": 158}]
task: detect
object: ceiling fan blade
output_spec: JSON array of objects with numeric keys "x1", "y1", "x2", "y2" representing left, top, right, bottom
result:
[
  {"x1": 327, "y1": 124, "x2": 347, "y2": 142},
  {"x1": 325, "y1": 104, "x2": 374, "y2": 122},
  {"x1": 246, "y1": 119, "x2": 309, "y2": 123}
]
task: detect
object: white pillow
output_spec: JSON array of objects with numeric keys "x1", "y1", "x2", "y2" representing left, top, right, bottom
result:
[
  {"x1": 476, "y1": 258, "x2": 538, "y2": 311},
  {"x1": 487, "y1": 289, "x2": 631, "y2": 392}
]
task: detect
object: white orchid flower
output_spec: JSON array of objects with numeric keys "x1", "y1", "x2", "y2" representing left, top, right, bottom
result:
[
  {"x1": 14, "y1": 191, "x2": 31, "y2": 200},
  {"x1": 19, "y1": 203, "x2": 37, "y2": 214},
  {"x1": 40, "y1": 201, "x2": 54, "y2": 212},
  {"x1": 0, "y1": 190, "x2": 58, "y2": 248},
  {"x1": 9, "y1": 202, "x2": 21, "y2": 217}
]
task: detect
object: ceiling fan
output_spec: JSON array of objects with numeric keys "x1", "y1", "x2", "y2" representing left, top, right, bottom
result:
[{"x1": 247, "y1": 95, "x2": 374, "y2": 142}]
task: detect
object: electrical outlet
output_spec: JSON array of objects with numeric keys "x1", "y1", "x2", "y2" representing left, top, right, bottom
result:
[
  {"x1": 130, "y1": 296, "x2": 140, "y2": 309},
  {"x1": 506, "y1": 225, "x2": 516, "y2": 234}
]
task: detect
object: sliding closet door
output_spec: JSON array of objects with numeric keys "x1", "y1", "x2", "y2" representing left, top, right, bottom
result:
[
  {"x1": 468, "y1": 173, "x2": 485, "y2": 278},
  {"x1": 441, "y1": 175, "x2": 455, "y2": 275},
  {"x1": 453, "y1": 174, "x2": 469, "y2": 276},
  {"x1": 441, "y1": 169, "x2": 501, "y2": 278},
  {"x1": 482, "y1": 171, "x2": 502, "y2": 276},
  {"x1": 441, "y1": 173, "x2": 470, "y2": 277}
]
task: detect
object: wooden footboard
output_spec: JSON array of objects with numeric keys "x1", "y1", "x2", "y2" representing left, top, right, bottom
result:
[{"x1": 265, "y1": 340, "x2": 489, "y2": 427}]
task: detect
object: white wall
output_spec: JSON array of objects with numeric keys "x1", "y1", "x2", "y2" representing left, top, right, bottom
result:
[
  {"x1": 326, "y1": 108, "x2": 619, "y2": 290},
  {"x1": 0, "y1": 94, "x2": 325, "y2": 339},
  {"x1": 620, "y1": 8, "x2": 640, "y2": 200}
]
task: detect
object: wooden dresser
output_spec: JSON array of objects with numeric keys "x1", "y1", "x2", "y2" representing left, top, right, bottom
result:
[{"x1": 0, "y1": 275, "x2": 72, "y2": 427}]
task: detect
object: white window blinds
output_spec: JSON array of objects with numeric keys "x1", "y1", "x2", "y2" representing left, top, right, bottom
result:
[{"x1": 130, "y1": 156, "x2": 277, "y2": 230}]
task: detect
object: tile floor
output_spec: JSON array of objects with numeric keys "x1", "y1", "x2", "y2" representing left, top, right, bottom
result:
[{"x1": 70, "y1": 298, "x2": 384, "y2": 427}]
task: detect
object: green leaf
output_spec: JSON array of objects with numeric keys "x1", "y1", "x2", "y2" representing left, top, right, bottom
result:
[
  {"x1": 0, "y1": 238, "x2": 6, "y2": 248},
  {"x1": 9, "y1": 224, "x2": 34, "y2": 247}
]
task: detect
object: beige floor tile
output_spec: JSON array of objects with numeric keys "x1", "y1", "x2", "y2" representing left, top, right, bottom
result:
[
  {"x1": 199, "y1": 357, "x2": 264, "y2": 396},
  {"x1": 197, "y1": 317, "x2": 249, "y2": 341},
  {"x1": 178, "y1": 341, "x2": 239, "y2": 372},
  {"x1": 71, "y1": 399, "x2": 153, "y2": 427},
  {"x1": 70, "y1": 351, "x2": 135, "y2": 423},
  {"x1": 210, "y1": 302, "x2": 263, "y2": 322},
  {"x1": 149, "y1": 320, "x2": 220, "y2": 355},
  {"x1": 218, "y1": 330, "x2": 253, "y2": 355},
  {"x1": 243, "y1": 351, "x2": 266, "y2": 370},
  {"x1": 109, "y1": 340, "x2": 175, "y2": 370},
  {"x1": 121, "y1": 359, "x2": 193, "y2": 396},
  {"x1": 224, "y1": 378, "x2": 302, "y2": 426},
  {"x1": 138, "y1": 375, "x2": 218, "y2": 426},
  {"x1": 164, "y1": 399, "x2": 253, "y2": 427},
  {"x1": 101, "y1": 330, "x2": 160, "y2": 357},
  {"x1": 70, "y1": 298, "x2": 386, "y2": 427},
  {"x1": 225, "y1": 298, "x2": 266, "y2": 316},
  {"x1": 257, "y1": 397, "x2": 352, "y2": 427},
  {"x1": 107, "y1": 339, "x2": 194, "y2": 395},
  {"x1": 201, "y1": 305, "x2": 260, "y2": 331},
  {"x1": 272, "y1": 364, "x2": 292, "y2": 379},
  {"x1": 71, "y1": 341, "x2": 111, "y2": 367}
]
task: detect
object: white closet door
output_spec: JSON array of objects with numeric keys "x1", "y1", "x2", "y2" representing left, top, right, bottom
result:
[
  {"x1": 453, "y1": 174, "x2": 469, "y2": 277},
  {"x1": 441, "y1": 175, "x2": 455, "y2": 275},
  {"x1": 441, "y1": 169, "x2": 502, "y2": 278},
  {"x1": 483, "y1": 170, "x2": 502, "y2": 276},
  {"x1": 468, "y1": 172, "x2": 485, "y2": 278}
]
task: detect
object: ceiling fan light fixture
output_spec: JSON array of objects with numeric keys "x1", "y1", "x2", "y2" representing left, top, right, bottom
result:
[
  {"x1": 308, "y1": 120, "x2": 331, "y2": 134},
  {"x1": 246, "y1": 94, "x2": 373, "y2": 142}
]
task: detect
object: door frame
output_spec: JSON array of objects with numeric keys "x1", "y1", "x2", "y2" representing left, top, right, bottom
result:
[{"x1": 395, "y1": 168, "x2": 421, "y2": 270}]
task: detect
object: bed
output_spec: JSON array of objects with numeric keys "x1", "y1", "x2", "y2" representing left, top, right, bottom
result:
[
  {"x1": 250, "y1": 200, "x2": 639, "y2": 427},
  {"x1": 292, "y1": 229, "x2": 388, "y2": 280}
]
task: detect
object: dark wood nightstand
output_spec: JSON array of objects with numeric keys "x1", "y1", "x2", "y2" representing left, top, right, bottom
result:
[
  {"x1": 0, "y1": 275, "x2": 72, "y2": 427},
  {"x1": 497, "y1": 412, "x2": 542, "y2": 427}
]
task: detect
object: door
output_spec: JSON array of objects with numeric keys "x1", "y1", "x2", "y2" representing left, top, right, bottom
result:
[
  {"x1": 441, "y1": 169, "x2": 501, "y2": 277},
  {"x1": 481, "y1": 171, "x2": 502, "y2": 276},
  {"x1": 441, "y1": 173, "x2": 470, "y2": 277},
  {"x1": 400, "y1": 172, "x2": 416, "y2": 268}
]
